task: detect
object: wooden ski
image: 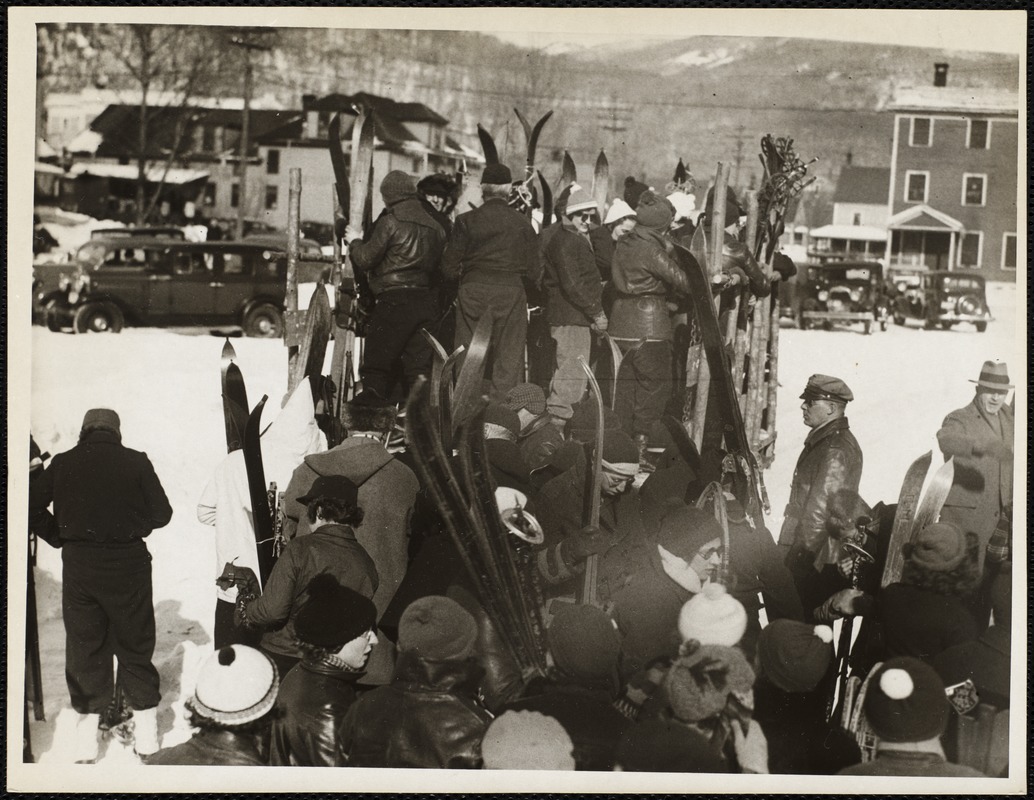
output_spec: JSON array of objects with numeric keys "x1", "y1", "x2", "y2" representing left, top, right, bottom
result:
[
  {"x1": 221, "y1": 338, "x2": 249, "y2": 453},
  {"x1": 243, "y1": 396, "x2": 276, "y2": 586},
  {"x1": 290, "y1": 281, "x2": 332, "y2": 401},
  {"x1": 576, "y1": 355, "x2": 605, "y2": 608},
  {"x1": 450, "y1": 314, "x2": 493, "y2": 435},
  {"x1": 477, "y1": 124, "x2": 499, "y2": 165},
  {"x1": 880, "y1": 451, "x2": 933, "y2": 587},
  {"x1": 910, "y1": 457, "x2": 955, "y2": 536},
  {"x1": 591, "y1": 150, "x2": 610, "y2": 217}
]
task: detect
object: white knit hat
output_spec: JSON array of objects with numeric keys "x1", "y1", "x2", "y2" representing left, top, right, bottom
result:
[
  {"x1": 677, "y1": 583, "x2": 748, "y2": 647},
  {"x1": 189, "y1": 646, "x2": 279, "y2": 726},
  {"x1": 564, "y1": 184, "x2": 597, "y2": 216},
  {"x1": 603, "y1": 198, "x2": 636, "y2": 225},
  {"x1": 666, "y1": 191, "x2": 697, "y2": 222}
]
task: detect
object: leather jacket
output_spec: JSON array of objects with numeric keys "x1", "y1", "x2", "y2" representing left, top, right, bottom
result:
[
  {"x1": 778, "y1": 417, "x2": 863, "y2": 554},
  {"x1": 269, "y1": 659, "x2": 362, "y2": 766},
  {"x1": 146, "y1": 729, "x2": 267, "y2": 766},
  {"x1": 349, "y1": 197, "x2": 446, "y2": 295},
  {"x1": 609, "y1": 226, "x2": 689, "y2": 340},
  {"x1": 339, "y1": 650, "x2": 492, "y2": 768}
]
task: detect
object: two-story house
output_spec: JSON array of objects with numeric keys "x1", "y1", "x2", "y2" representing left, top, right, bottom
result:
[
  {"x1": 808, "y1": 166, "x2": 890, "y2": 261},
  {"x1": 885, "y1": 69, "x2": 1019, "y2": 281}
]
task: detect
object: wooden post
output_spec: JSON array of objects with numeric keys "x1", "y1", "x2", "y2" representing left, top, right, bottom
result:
[
  {"x1": 763, "y1": 291, "x2": 781, "y2": 466},
  {"x1": 285, "y1": 168, "x2": 302, "y2": 389},
  {"x1": 329, "y1": 189, "x2": 346, "y2": 417},
  {"x1": 733, "y1": 191, "x2": 760, "y2": 405}
]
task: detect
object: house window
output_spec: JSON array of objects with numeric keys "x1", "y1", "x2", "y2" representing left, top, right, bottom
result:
[
  {"x1": 202, "y1": 182, "x2": 216, "y2": 206},
  {"x1": 852, "y1": 213, "x2": 862, "y2": 226},
  {"x1": 266, "y1": 149, "x2": 280, "y2": 175},
  {"x1": 968, "y1": 119, "x2": 989, "y2": 149},
  {"x1": 959, "y1": 232, "x2": 982, "y2": 269},
  {"x1": 962, "y1": 174, "x2": 986, "y2": 207},
  {"x1": 1002, "y1": 233, "x2": 1016, "y2": 270},
  {"x1": 904, "y1": 171, "x2": 929, "y2": 203},
  {"x1": 265, "y1": 185, "x2": 278, "y2": 211},
  {"x1": 231, "y1": 183, "x2": 240, "y2": 209},
  {"x1": 910, "y1": 117, "x2": 932, "y2": 147}
]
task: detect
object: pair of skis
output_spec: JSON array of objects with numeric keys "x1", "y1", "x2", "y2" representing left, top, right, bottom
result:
[{"x1": 422, "y1": 314, "x2": 491, "y2": 452}]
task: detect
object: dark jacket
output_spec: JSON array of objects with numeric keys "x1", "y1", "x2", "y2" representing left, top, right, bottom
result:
[
  {"x1": 878, "y1": 582, "x2": 979, "y2": 663},
  {"x1": 441, "y1": 197, "x2": 541, "y2": 287},
  {"x1": 29, "y1": 430, "x2": 172, "y2": 544},
  {"x1": 146, "y1": 729, "x2": 266, "y2": 766},
  {"x1": 609, "y1": 226, "x2": 689, "y2": 341},
  {"x1": 589, "y1": 224, "x2": 616, "y2": 283},
  {"x1": 506, "y1": 679, "x2": 630, "y2": 770},
  {"x1": 778, "y1": 417, "x2": 863, "y2": 555},
  {"x1": 245, "y1": 524, "x2": 379, "y2": 659},
  {"x1": 542, "y1": 219, "x2": 604, "y2": 327},
  {"x1": 270, "y1": 659, "x2": 363, "y2": 766},
  {"x1": 932, "y1": 624, "x2": 1010, "y2": 709},
  {"x1": 349, "y1": 197, "x2": 446, "y2": 296},
  {"x1": 518, "y1": 414, "x2": 565, "y2": 473},
  {"x1": 338, "y1": 649, "x2": 492, "y2": 768},
  {"x1": 838, "y1": 750, "x2": 985, "y2": 777}
]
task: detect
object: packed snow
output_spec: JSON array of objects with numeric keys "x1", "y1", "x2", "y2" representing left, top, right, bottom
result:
[{"x1": 18, "y1": 282, "x2": 1022, "y2": 769}]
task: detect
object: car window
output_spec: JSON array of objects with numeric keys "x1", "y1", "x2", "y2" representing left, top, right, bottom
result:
[
  {"x1": 843, "y1": 268, "x2": 871, "y2": 281},
  {"x1": 943, "y1": 277, "x2": 981, "y2": 291},
  {"x1": 253, "y1": 254, "x2": 280, "y2": 279},
  {"x1": 223, "y1": 253, "x2": 248, "y2": 276}
]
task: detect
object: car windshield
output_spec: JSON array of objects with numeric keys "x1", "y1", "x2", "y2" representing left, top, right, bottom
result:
[
  {"x1": 941, "y1": 277, "x2": 983, "y2": 291},
  {"x1": 810, "y1": 267, "x2": 873, "y2": 282}
]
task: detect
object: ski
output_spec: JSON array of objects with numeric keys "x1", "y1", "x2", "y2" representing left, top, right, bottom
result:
[
  {"x1": 591, "y1": 150, "x2": 610, "y2": 217},
  {"x1": 450, "y1": 314, "x2": 492, "y2": 435},
  {"x1": 537, "y1": 171, "x2": 554, "y2": 229},
  {"x1": 243, "y1": 396, "x2": 276, "y2": 586},
  {"x1": 601, "y1": 332, "x2": 623, "y2": 409},
  {"x1": 879, "y1": 450, "x2": 933, "y2": 587},
  {"x1": 513, "y1": 108, "x2": 553, "y2": 175},
  {"x1": 290, "y1": 280, "x2": 332, "y2": 402},
  {"x1": 661, "y1": 414, "x2": 703, "y2": 476},
  {"x1": 439, "y1": 344, "x2": 466, "y2": 449},
  {"x1": 477, "y1": 124, "x2": 499, "y2": 165},
  {"x1": 910, "y1": 457, "x2": 955, "y2": 536},
  {"x1": 221, "y1": 338, "x2": 249, "y2": 453},
  {"x1": 576, "y1": 355, "x2": 605, "y2": 607},
  {"x1": 560, "y1": 150, "x2": 577, "y2": 189}
]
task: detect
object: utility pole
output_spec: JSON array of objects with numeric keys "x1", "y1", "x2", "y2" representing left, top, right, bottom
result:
[
  {"x1": 732, "y1": 125, "x2": 746, "y2": 189},
  {"x1": 229, "y1": 28, "x2": 275, "y2": 240}
]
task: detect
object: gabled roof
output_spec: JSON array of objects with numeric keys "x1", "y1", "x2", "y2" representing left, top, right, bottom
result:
[
  {"x1": 887, "y1": 204, "x2": 963, "y2": 231},
  {"x1": 304, "y1": 92, "x2": 448, "y2": 125},
  {"x1": 889, "y1": 87, "x2": 1019, "y2": 116},
  {"x1": 833, "y1": 167, "x2": 890, "y2": 205},
  {"x1": 69, "y1": 162, "x2": 210, "y2": 185}
]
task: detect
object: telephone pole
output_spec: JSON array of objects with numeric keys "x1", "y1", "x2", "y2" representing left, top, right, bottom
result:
[{"x1": 229, "y1": 28, "x2": 275, "y2": 240}]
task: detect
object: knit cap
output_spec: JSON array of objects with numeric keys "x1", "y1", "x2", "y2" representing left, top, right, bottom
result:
[
  {"x1": 483, "y1": 402, "x2": 521, "y2": 441},
  {"x1": 81, "y1": 408, "x2": 121, "y2": 434},
  {"x1": 677, "y1": 583, "x2": 747, "y2": 648},
  {"x1": 481, "y1": 711, "x2": 575, "y2": 770},
  {"x1": 904, "y1": 522, "x2": 967, "y2": 572},
  {"x1": 863, "y1": 657, "x2": 949, "y2": 742},
  {"x1": 623, "y1": 176, "x2": 650, "y2": 208},
  {"x1": 604, "y1": 198, "x2": 636, "y2": 226},
  {"x1": 601, "y1": 430, "x2": 639, "y2": 465},
  {"x1": 656, "y1": 506, "x2": 724, "y2": 563},
  {"x1": 703, "y1": 186, "x2": 744, "y2": 225},
  {"x1": 481, "y1": 163, "x2": 512, "y2": 185},
  {"x1": 294, "y1": 574, "x2": 377, "y2": 649},
  {"x1": 504, "y1": 383, "x2": 547, "y2": 416},
  {"x1": 758, "y1": 620, "x2": 834, "y2": 693},
  {"x1": 398, "y1": 595, "x2": 478, "y2": 661},
  {"x1": 665, "y1": 643, "x2": 755, "y2": 723},
  {"x1": 567, "y1": 399, "x2": 621, "y2": 442},
  {"x1": 635, "y1": 190, "x2": 675, "y2": 230},
  {"x1": 547, "y1": 604, "x2": 621, "y2": 687},
  {"x1": 380, "y1": 170, "x2": 417, "y2": 205},
  {"x1": 564, "y1": 184, "x2": 597, "y2": 216},
  {"x1": 615, "y1": 718, "x2": 726, "y2": 773},
  {"x1": 190, "y1": 646, "x2": 279, "y2": 726}
]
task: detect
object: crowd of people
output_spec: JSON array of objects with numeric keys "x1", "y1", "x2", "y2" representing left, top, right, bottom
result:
[{"x1": 27, "y1": 161, "x2": 1015, "y2": 778}]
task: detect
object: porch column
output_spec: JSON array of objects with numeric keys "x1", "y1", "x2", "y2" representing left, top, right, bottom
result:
[{"x1": 947, "y1": 232, "x2": 956, "y2": 272}]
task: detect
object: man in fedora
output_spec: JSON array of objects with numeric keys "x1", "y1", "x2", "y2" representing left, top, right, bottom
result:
[
  {"x1": 778, "y1": 375, "x2": 863, "y2": 618},
  {"x1": 937, "y1": 360, "x2": 1014, "y2": 626}
]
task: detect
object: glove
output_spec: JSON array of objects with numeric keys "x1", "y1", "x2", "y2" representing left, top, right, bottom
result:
[
  {"x1": 560, "y1": 526, "x2": 611, "y2": 564},
  {"x1": 814, "y1": 588, "x2": 868, "y2": 622},
  {"x1": 215, "y1": 563, "x2": 260, "y2": 596},
  {"x1": 591, "y1": 311, "x2": 608, "y2": 333},
  {"x1": 733, "y1": 719, "x2": 769, "y2": 774},
  {"x1": 772, "y1": 252, "x2": 797, "y2": 281},
  {"x1": 973, "y1": 437, "x2": 1012, "y2": 461}
]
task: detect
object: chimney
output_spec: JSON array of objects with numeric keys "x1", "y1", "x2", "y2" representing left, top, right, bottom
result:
[
  {"x1": 934, "y1": 63, "x2": 948, "y2": 87},
  {"x1": 845, "y1": 149, "x2": 853, "y2": 167}
]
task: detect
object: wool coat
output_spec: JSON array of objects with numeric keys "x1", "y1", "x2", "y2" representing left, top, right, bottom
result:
[{"x1": 542, "y1": 219, "x2": 604, "y2": 327}]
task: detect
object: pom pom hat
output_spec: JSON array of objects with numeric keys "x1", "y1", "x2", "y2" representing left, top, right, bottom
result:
[
  {"x1": 481, "y1": 711, "x2": 575, "y2": 770},
  {"x1": 905, "y1": 522, "x2": 968, "y2": 572},
  {"x1": 635, "y1": 190, "x2": 675, "y2": 230},
  {"x1": 398, "y1": 595, "x2": 478, "y2": 661},
  {"x1": 676, "y1": 583, "x2": 748, "y2": 647},
  {"x1": 563, "y1": 184, "x2": 597, "y2": 216},
  {"x1": 758, "y1": 620, "x2": 835, "y2": 692},
  {"x1": 190, "y1": 645, "x2": 279, "y2": 726},
  {"x1": 379, "y1": 170, "x2": 417, "y2": 205},
  {"x1": 863, "y1": 656, "x2": 949, "y2": 742}
]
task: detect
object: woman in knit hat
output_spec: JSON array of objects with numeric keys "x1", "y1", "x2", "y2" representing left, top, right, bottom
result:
[
  {"x1": 146, "y1": 646, "x2": 279, "y2": 766},
  {"x1": 752, "y1": 620, "x2": 861, "y2": 774},
  {"x1": 877, "y1": 521, "x2": 980, "y2": 662},
  {"x1": 337, "y1": 595, "x2": 492, "y2": 768},
  {"x1": 268, "y1": 575, "x2": 378, "y2": 766}
]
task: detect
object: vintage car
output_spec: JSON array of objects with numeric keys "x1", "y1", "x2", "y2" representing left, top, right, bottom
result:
[
  {"x1": 35, "y1": 236, "x2": 329, "y2": 337},
  {"x1": 794, "y1": 261, "x2": 889, "y2": 334},
  {"x1": 890, "y1": 270, "x2": 992, "y2": 332}
]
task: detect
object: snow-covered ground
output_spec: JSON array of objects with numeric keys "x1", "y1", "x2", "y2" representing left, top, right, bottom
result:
[{"x1": 15, "y1": 282, "x2": 1024, "y2": 773}]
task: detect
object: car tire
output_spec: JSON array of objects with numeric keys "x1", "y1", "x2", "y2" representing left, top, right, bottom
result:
[
  {"x1": 44, "y1": 300, "x2": 64, "y2": 332},
  {"x1": 892, "y1": 314, "x2": 905, "y2": 326},
  {"x1": 243, "y1": 303, "x2": 284, "y2": 338},
  {"x1": 73, "y1": 302, "x2": 124, "y2": 334},
  {"x1": 940, "y1": 321, "x2": 954, "y2": 331},
  {"x1": 975, "y1": 321, "x2": 988, "y2": 333}
]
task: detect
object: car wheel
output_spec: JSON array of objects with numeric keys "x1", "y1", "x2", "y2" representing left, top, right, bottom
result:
[
  {"x1": 44, "y1": 299, "x2": 64, "y2": 332},
  {"x1": 243, "y1": 303, "x2": 284, "y2": 338},
  {"x1": 73, "y1": 302, "x2": 124, "y2": 334},
  {"x1": 975, "y1": 321, "x2": 988, "y2": 333},
  {"x1": 892, "y1": 314, "x2": 904, "y2": 326},
  {"x1": 940, "y1": 321, "x2": 954, "y2": 331}
]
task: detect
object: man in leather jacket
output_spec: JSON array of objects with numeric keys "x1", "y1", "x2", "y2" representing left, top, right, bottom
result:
[
  {"x1": 345, "y1": 170, "x2": 446, "y2": 403},
  {"x1": 778, "y1": 375, "x2": 863, "y2": 618},
  {"x1": 610, "y1": 190, "x2": 690, "y2": 469}
]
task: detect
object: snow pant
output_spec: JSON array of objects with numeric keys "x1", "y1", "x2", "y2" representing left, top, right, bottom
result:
[
  {"x1": 61, "y1": 541, "x2": 160, "y2": 714},
  {"x1": 614, "y1": 339, "x2": 673, "y2": 437},
  {"x1": 214, "y1": 598, "x2": 262, "y2": 650},
  {"x1": 359, "y1": 287, "x2": 436, "y2": 401},
  {"x1": 547, "y1": 325, "x2": 592, "y2": 421},
  {"x1": 454, "y1": 281, "x2": 527, "y2": 400}
]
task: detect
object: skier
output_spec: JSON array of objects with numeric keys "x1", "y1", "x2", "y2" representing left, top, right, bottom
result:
[
  {"x1": 29, "y1": 408, "x2": 172, "y2": 761},
  {"x1": 777, "y1": 374, "x2": 863, "y2": 619},
  {"x1": 344, "y1": 170, "x2": 447, "y2": 405},
  {"x1": 441, "y1": 163, "x2": 541, "y2": 399}
]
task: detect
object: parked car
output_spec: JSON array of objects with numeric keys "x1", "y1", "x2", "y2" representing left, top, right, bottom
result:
[
  {"x1": 89, "y1": 226, "x2": 186, "y2": 240},
  {"x1": 890, "y1": 270, "x2": 992, "y2": 332},
  {"x1": 35, "y1": 237, "x2": 327, "y2": 337},
  {"x1": 794, "y1": 261, "x2": 889, "y2": 334}
]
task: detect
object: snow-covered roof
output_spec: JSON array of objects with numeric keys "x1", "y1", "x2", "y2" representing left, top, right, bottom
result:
[
  {"x1": 35, "y1": 161, "x2": 66, "y2": 176},
  {"x1": 37, "y1": 138, "x2": 59, "y2": 159},
  {"x1": 69, "y1": 163, "x2": 210, "y2": 185},
  {"x1": 66, "y1": 129, "x2": 103, "y2": 154},
  {"x1": 889, "y1": 87, "x2": 1019, "y2": 116},
  {"x1": 809, "y1": 224, "x2": 887, "y2": 242},
  {"x1": 887, "y1": 204, "x2": 963, "y2": 231}
]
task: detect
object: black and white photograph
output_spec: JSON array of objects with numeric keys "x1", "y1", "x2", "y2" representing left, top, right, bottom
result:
[{"x1": 8, "y1": 5, "x2": 1026, "y2": 794}]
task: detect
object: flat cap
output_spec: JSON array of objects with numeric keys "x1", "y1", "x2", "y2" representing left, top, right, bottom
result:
[{"x1": 800, "y1": 374, "x2": 853, "y2": 404}]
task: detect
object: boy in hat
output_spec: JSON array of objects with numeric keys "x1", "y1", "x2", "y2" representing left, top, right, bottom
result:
[
  {"x1": 541, "y1": 184, "x2": 608, "y2": 427},
  {"x1": 506, "y1": 382, "x2": 565, "y2": 473},
  {"x1": 29, "y1": 408, "x2": 172, "y2": 761},
  {"x1": 442, "y1": 163, "x2": 541, "y2": 398},
  {"x1": 778, "y1": 374, "x2": 863, "y2": 618},
  {"x1": 270, "y1": 575, "x2": 378, "y2": 766},
  {"x1": 344, "y1": 170, "x2": 447, "y2": 405}
]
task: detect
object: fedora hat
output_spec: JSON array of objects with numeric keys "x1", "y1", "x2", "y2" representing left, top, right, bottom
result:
[{"x1": 969, "y1": 360, "x2": 1013, "y2": 390}]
